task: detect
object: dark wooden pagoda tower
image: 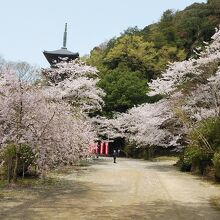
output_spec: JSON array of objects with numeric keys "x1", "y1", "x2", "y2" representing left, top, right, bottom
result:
[{"x1": 43, "y1": 23, "x2": 79, "y2": 65}]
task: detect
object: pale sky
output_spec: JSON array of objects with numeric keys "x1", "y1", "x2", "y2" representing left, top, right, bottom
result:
[{"x1": 0, "y1": 0, "x2": 206, "y2": 67}]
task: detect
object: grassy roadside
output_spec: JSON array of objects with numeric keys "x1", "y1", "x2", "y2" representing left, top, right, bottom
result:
[
  {"x1": 0, "y1": 163, "x2": 90, "y2": 216},
  {"x1": 210, "y1": 197, "x2": 220, "y2": 211},
  {"x1": 0, "y1": 158, "x2": 93, "y2": 189},
  {"x1": 152, "y1": 156, "x2": 179, "y2": 162}
]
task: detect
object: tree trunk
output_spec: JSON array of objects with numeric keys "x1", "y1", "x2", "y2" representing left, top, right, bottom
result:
[
  {"x1": 12, "y1": 150, "x2": 18, "y2": 183},
  {"x1": 13, "y1": 79, "x2": 23, "y2": 183},
  {"x1": 147, "y1": 147, "x2": 155, "y2": 160},
  {"x1": 7, "y1": 160, "x2": 11, "y2": 184},
  {"x1": 22, "y1": 162, "x2": 25, "y2": 179}
]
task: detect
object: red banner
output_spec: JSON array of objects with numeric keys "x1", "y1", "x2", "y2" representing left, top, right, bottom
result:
[
  {"x1": 100, "y1": 142, "x2": 104, "y2": 154},
  {"x1": 105, "y1": 142, "x2": 109, "y2": 155}
]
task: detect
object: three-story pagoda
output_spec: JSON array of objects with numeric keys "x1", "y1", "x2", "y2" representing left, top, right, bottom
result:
[{"x1": 43, "y1": 23, "x2": 79, "y2": 65}]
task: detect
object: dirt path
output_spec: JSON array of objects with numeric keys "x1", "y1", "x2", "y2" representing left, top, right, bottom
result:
[{"x1": 1, "y1": 158, "x2": 220, "y2": 219}]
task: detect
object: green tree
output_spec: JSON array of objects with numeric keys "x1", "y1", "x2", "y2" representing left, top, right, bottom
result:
[
  {"x1": 104, "y1": 35, "x2": 158, "y2": 80},
  {"x1": 208, "y1": 0, "x2": 220, "y2": 14},
  {"x1": 175, "y1": 3, "x2": 217, "y2": 55},
  {"x1": 87, "y1": 42, "x2": 109, "y2": 72},
  {"x1": 98, "y1": 66, "x2": 149, "y2": 115},
  {"x1": 86, "y1": 0, "x2": 220, "y2": 118}
]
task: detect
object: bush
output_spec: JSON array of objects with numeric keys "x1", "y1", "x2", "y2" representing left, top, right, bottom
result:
[
  {"x1": 0, "y1": 144, "x2": 16, "y2": 181},
  {"x1": 179, "y1": 117, "x2": 220, "y2": 175},
  {"x1": 178, "y1": 151, "x2": 192, "y2": 172},
  {"x1": 124, "y1": 143, "x2": 142, "y2": 158},
  {"x1": 213, "y1": 152, "x2": 220, "y2": 181},
  {"x1": 0, "y1": 143, "x2": 35, "y2": 182},
  {"x1": 188, "y1": 118, "x2": 220, "y2": 152},
  {"x1": 124, "y1": 142, "x2": 157, "y2": 160},
  {"x1": 178, "y1": 146, "x2": 213, "y2": 173},
  {"x1": 18, "y1": 144, "x2": 35, "y2": 175}
]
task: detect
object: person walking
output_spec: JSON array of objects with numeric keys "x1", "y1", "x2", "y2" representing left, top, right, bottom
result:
[{"x1": 113, "y1": 150, "x2": 117, "y2": 163}]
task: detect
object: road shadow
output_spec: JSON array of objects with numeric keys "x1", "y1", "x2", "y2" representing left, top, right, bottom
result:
[
  {"x1": 1, "y1": 159, "x2": 220, "y2": 220},
  {"x1": 2, "y1": 191, "x2": 220, "y2": 220},
  {"x1": 144, "y1": 162, "x2": 177, "y2": 173},
  {"x1": 88, "y1": 200, "x2": 220, "y2": 220},
  {"x1": 0, "y1": 179, "x2": 91, "y2": 219}
]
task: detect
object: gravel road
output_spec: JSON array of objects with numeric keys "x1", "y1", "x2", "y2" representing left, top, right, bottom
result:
[{"x1": 1, "y1": 158, "x2": 220, "y2": 219}]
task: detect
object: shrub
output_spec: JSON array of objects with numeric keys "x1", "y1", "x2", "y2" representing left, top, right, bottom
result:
[
  {"x1": 178, "y1": 146, "x2": 213, "y2": 173},
  {"x1": 179, "y1": 117, "x2": 220, "y2": 174},
  {"x1": 0, "y1": 144, "x2": 16, "y2": 181},
  {"x1": 178, "y1": 147, "x2": 195, "y2": 172},
  {"x1": 213, "y1": 152, "x2": 220, "y2": 181},
  {"x1": 188, "y1": 118, "x2": 220, "y2": 153},
  {"x1": 0, "y1": 143, "x2": 35, "y2": 182}
]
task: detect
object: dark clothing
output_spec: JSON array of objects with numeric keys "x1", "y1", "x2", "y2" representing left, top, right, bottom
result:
[
  {"x1": 113, "y1": 151, "x2": 117, "y2": 163},
  {"x1": 113, "y1": 156, "x2": 116, "y2": 163}
]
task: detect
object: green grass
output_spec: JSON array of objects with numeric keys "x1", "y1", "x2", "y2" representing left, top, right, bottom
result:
[
  {"x1": 0, "y1": 175, "x2": 71, "y2": 190},
  {"x1": 153, "y1": 156, "x2": 179, "y2": 162},
  {"x1": 0, "y1": 179, "x2": 8, "y2": 189},
  {"x1": 210, "y1": 197, "x2": 220, "y2": 211}
]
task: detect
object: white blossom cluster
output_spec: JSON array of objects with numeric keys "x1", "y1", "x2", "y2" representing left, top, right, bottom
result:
[
  {"x1": 149, "y1": 27, "x2": 220, "y2": 96},
  {"x1": 92, "y1": 116, "x2": 125, "y2": 140},
  {"x1": 42, "y1": 60, "x2": 105, "y2": 112},
  {"x1": 94, "y1": 28, "x2": 220, "y2": 149},
  {"x1": 0, "y1": 61, "x2": 100, "y2": 172},
  {"x1": 182, "y1": 67, "x2": 220, "y2": 121},
  {"x1": 94, "y1": 99, "x2": 181, "y2": 148},
  {"x1": 118, "y1": 99, "x2": 179, "y2": 147}
]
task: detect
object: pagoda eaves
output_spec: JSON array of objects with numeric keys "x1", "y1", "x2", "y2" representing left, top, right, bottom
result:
[{"x1": 43, "y1": 23, "x2": 79, "y2": 66}]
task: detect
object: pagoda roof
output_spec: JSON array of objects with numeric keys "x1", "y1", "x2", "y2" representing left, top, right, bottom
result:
[
  {"x1": 43, "y1": 48, "x2": 77, "y2": 56},
  {"x1": 43, "y1": 23, "x2": 79, "y2": 66},
  {"x1": 43, "y1": 49, "x2": 79, "y2": 65}
]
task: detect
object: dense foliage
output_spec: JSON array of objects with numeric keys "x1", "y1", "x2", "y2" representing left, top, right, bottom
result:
[
  {"x1": 93, "y1": 25, "x2": 220, "y2": 179},
  {"x1": 87, "y1": 0, "x2": 220, "y2": 115},
  {"x1": 88, "y1": 1, "x2": 220, "y2": 180},
  {"x1": 97, "y1": 66, "x2": 149, "y2": 114}
]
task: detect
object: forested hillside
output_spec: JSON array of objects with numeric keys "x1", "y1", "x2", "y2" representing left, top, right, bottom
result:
[
  {"x1": 87, "y1": 0, "x2": 220, "y2": 116},
  {"x1": 88, "y1": 0, "x2": 220, "y2": 179}
]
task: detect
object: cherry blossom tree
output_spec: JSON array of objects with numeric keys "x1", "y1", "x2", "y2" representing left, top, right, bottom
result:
[
  {"x1": 95, "y1": 28, "x2": 220, "y2": 152},
  {"x1": 149, "y1": 27, "x2": 220, "y2": 97},
  {"x1": 136, "y1": 27, "x2": 220, "y2": 149},
  {"x1": 93, "y1": 98, "x2": 182, "y2": 149},
  {"x1": 180, "y1": 70, "x2": 220, "y2": 123},
  {"x1": 42, "y1": 59, "x2": 105, "y2": 113},
  {"x1": 144, "y1": 27, "x2": 220, "y2": 151},
  {"x1": 118, "y1": 99, "x2": 179, "y2": 147},
  {"x1": 0, "y1": 61, "x2": 98, "y2": 182}
]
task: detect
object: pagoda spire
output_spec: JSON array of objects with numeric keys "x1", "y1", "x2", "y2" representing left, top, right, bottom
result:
[
  {"x1": 62, "y1": 23, "x2": 67, "y2": 49},
  {"x1": 43, "y1": 23, "x2": 79, "y2": 65}
]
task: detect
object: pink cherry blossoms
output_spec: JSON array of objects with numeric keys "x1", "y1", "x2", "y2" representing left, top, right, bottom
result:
[
  {"x1": 0, "y1": 59, "x2": 103, "y2": 177},
  {"x1": 149, "y1": 27, "x2": 220, "y2": 97},
  {"x1": 42, "y1": 59, "x2": 105, "y2": 112},
  {"x1": 94, "y1": 28, "x2": 220, "y2": 150}
]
